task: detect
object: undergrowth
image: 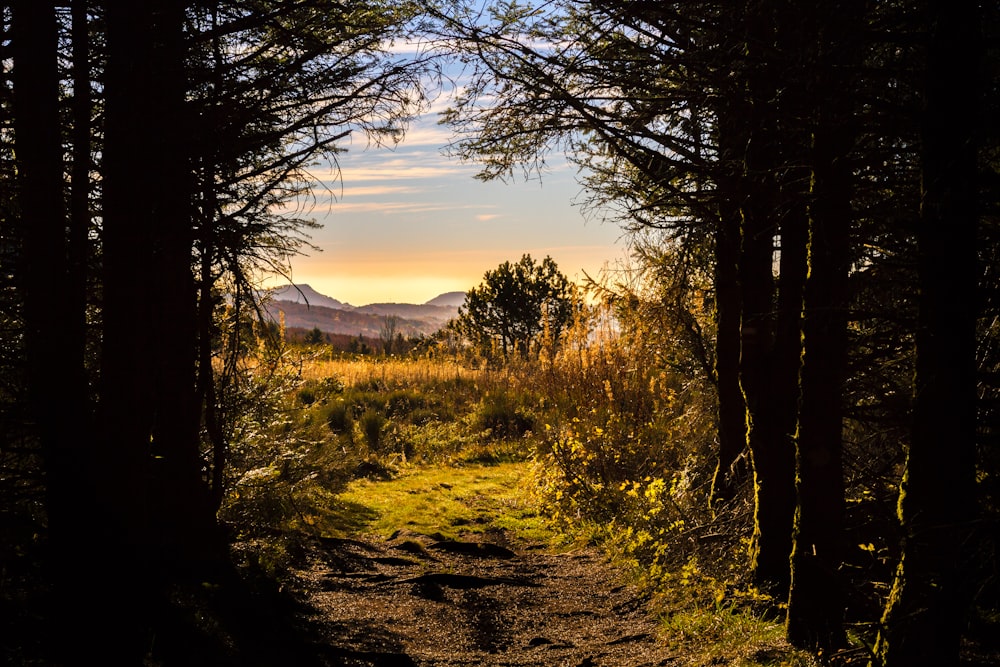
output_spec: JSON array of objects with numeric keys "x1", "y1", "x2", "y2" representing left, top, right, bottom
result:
[{"x1": 221, "y1": 323, "x2": 817, "y2": 667}]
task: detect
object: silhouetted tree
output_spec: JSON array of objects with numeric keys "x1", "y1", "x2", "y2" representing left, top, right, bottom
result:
[
  {"x1": 874, "y1": 2, "x2": 983, "y2": 664},
  {"x1": 456, "y1": 254, "x2": 578, "y2": 359}
]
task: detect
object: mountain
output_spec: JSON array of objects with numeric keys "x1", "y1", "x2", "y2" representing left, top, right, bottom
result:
[
  {"x1": 265, "y1": 284, "x2": 461, "y2": 338},
  {"x1": 353, "y1": 302, "x2": 457, "y2": 325},
  {"x1": 426, "y1": 291, "x2": 466, "y2": 308},
  {"x1": 267, "y1": 284, "x2": 352, "y2": 310}
]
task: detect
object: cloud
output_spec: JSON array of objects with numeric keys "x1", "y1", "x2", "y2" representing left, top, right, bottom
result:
[
  {"x1": 310, "y1": 200, "x2": 495, "y2": 216},
  {"x1": 475, "y1": 213, "x2": 501, "y2": 222},
  {"x1": 340, "y1": 184, "x2": 423, "y2": 197},
  {"x1": 309, "y1": 159, "x2": 469, "y2": 184}
]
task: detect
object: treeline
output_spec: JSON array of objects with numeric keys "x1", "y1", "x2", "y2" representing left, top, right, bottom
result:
[
  {"x1": 0, "y1": 1, "x2": 431, "y2": 662},
  {"x1": 431, "y1": 1, "x2": 1000, "y2": 664},
  {"x1": 286, "y1": 326, "x2": 428, "y2": 356}
]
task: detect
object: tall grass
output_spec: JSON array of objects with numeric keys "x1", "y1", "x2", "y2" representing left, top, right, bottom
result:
[
  {"x1": 300, "y1": 356, "x2": 479, "y2": 387},
  {"x1": 220, "y1": 311, "x2": 812, "y2": 667}
]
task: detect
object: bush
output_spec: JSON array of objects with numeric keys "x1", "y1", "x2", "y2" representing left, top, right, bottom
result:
[
  {"x1": 359, "y1": 410, "x2": 387, "y2": 451},
  {"x1": 473, "y1": 391, "x2": 534, "y2": 439},
  {"x1": 408, "y1": 407, "x2": 448, "y2": 426},
  {"x1": 297, "y1": 386, "x2": 317, "y2": 405},
  {"x1": 327, "y1": 402, "x2": 352, "y2": 434},
  {"x1": 346, "y1": 390, "x2": 386, "y2": 418},
  {"x1": 385, "y1": 389, "x2": 428, "y2": 418}
]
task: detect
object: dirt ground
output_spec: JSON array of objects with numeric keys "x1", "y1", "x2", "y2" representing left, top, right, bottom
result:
[{"x1": 285, "y1": 527, "x2": 681, "y2": 667}]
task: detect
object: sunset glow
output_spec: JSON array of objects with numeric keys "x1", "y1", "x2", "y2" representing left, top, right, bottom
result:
[{"x1": 277, "y1": 102, "x2": 627, "y2": 306}]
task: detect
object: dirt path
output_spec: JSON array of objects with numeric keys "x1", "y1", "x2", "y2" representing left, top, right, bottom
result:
[{"x1": 287, "y1": 528, "x2": 678, "y2": 666}]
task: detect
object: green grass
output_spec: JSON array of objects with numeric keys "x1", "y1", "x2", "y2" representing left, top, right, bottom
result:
[{"x1": 328, "y1": 461, "x2": 561, "y2": 544}]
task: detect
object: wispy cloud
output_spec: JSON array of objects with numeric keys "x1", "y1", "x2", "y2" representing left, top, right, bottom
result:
[
  {"x1": 311, "y1": 200, "x2": 494, "y2": 216},
  {"x1": 340, "y1": 184, "x2": 423, "y2": 197},
  {"x1": 311, "y1": 160, "x2": 469, "y2": 183}
]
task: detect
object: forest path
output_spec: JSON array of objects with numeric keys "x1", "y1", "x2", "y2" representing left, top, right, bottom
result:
[
  {"x1": 282, "y1": 463, "x2": 679, "y2": 666},
  {"x1": 290, "y1": 529, "x2": 677, "y2": 667}
]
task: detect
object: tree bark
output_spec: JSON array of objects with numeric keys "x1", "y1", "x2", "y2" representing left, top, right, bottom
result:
[
  {"x1": 786, "y1": 6, "x2": 856, "y2": 649},
  {"x1": 739, "y1": 0, "x2": 801, "y2": 596},
  {"x1": 709, "y1": 7, "x2": 749, "y2": 511},
  {"x1": 11, "y1": 0, "x2": 98, "y2": 658},
  {"x1": 874, "y1": 2, "x2": 981, "y2": 664}
]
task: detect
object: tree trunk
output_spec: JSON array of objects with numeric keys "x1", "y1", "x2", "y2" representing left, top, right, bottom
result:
[
  {"x1": 142, "y1": 0, "x2": 220, "y2": 571},
  {"x1": 709, "y1": 8, "x2": 749, "y2": 511},
  {"x1": 874, "y1": 2, "x2": 981, "y2": 664},
  {"x1": 710, "y1": 192, "x2": 748, "y2": 509},
  {"x1": 11, "y1": 0, "x2": 100, "y2": 658},
  {"x1": 69, "y1": 0, "x2": 92, "y2": 385},
  {"x1": 786, "y1": 5, "x2": 856, "y2": 646},
  {"x1": 738, "y1": 0, "x2": 801, "y2": 596}
]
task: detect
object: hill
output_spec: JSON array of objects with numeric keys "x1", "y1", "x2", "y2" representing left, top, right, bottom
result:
[
  {"x1": 426, "y1": 291, "x2": 466, "y2": 308},
  {"x1": 264, "y1": 284, "x2": 461, "y2": 338},
  {"x1": 267, "y1": 284, "x2": 353, "y2": 310}
]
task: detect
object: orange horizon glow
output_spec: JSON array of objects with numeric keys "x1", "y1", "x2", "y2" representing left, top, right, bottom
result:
[{"x1": 274, "y1": 87, "x2": 628, "y2": 307}]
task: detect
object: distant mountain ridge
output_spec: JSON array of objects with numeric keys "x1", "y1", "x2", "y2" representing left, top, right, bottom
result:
[
  {"x1": 425, "y1": 291, "x2": 466, "y2": 307},
  {"x1": 264, "y1": 284, "x2": 464, "y2": 338},
  {"x1": 267, "y1": 284, "x2": 353, "y2": 310}
]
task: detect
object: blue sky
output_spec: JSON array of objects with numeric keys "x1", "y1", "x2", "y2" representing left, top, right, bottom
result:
[{"x1": 277, "y1": 93, "x2": 629, "y2": 306}]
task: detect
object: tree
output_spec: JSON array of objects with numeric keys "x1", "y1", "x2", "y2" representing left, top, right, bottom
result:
[
  {"x1": 874, "y1": 2, "x2": 983, "y2": 663},
  {"x1": 305, "y1": 326, "x2": 326, "y2": 345},
  {"x1": 380, "y1": 314, "x2": 400, "y2": 354},
  {"x1": 434, "y1": 0, "x2": 805, "y2": 595},
  {"x1": 786, "y1": 1, "x2": 864, "y2": 650},
  {"x1": 1, "y1": 0, "x2": 436, "y2": 660},
  {"x1": 456, "y1": 254, "x2": 578, "y2": 359}
]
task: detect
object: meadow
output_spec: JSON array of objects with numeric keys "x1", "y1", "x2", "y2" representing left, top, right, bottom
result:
[{"x1": 220, "y1": 346, "x2": 818, "y2": 666}]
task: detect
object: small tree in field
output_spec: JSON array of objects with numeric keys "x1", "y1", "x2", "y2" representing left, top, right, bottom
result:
[{"x1": 456, "y1": 254, "x2": 578, "y2": 359}]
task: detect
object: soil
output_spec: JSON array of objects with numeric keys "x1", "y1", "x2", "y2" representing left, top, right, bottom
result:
[{"x1": 282, "y1": 527, "x2": 681, "y2": 667}]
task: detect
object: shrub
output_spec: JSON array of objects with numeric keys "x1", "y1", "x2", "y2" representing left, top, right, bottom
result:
[
  {"x1": 346, "y1": 390, "x2": 386, "y2": 417},
  {"x1": 474, "y1": 391, "x2": 534, "y2": 439},
  {"x1": 408, "y1": 407, "x2": 448, "y2": 426},
  {"x1": 385, "y1": 389, "x2": 428, "y2": 418},
  {"x1": 297, "y1": 386, "x2": 317, "y2": 406},
  {"x1": 359, "y1": 410, "x2": 387, "y2": 451},
  {"x1": 327, "y1": 402, "x2": 352, "y2": 434}
]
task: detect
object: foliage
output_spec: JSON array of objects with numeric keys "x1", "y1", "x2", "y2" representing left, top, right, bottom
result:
[{"x1": 454, "y1": 254, "x2": 580, "y2": 360}]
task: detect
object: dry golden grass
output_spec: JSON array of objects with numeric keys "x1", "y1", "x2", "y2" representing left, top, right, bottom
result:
[{"x1": 299, "y1": 355, "x2": 482, "y2": 387}]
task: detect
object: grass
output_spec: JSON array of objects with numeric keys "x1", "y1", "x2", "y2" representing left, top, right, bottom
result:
[
  {"x1": 231, "y1": 350, "x2": 820, "y2": 667},
  {"x1": 331, "y1": 460, "x2": 561, "y2": 545},
  {"x1": 300, "y1": 356, "x2": 480, "y2": 387}
]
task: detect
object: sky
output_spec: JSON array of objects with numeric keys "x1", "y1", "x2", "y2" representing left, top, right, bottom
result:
[{"x1": 275, "y1": 94, "x2": 630, "y2": 307}]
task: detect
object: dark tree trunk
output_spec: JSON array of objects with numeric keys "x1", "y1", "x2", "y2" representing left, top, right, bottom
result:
[
  {"x1": 143, "y1": 0, "x2": 220, "y2": 571},
  {"x1": 710, "y1": 191, "x2": 748, "y2": 510},
  {"x1": 786, "y1": 4, "x2": 857, "y2": 649},
  {"x1": 709, "y1": 8, "x2": 749, "y2": 511},
  {"x1": 874, "y1": 2, "x2": 981, "y2": 664},
  {"x1": 738, "y1": 0, "x2": 801, "y2": 596},
  {"x1": 11, "y1": 0, "x2": 97, "y2": 658},
  {"x1": 100, "y1": 1, "x2": 162, "y2": 658},
  {"x1": 103, "y1": 0, "x2": 220, "y2": 574},
  {"x1": 11, "y1": 0, "x2": 74, "y2": 551},
  {"x1": 98, "y1": 0, "x2": 221, "y2": 655},
  {"x1": 69, "y1": 0, "x2": 92, "y2": 382}
]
